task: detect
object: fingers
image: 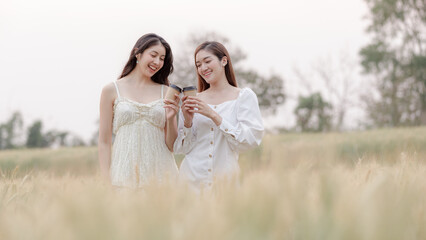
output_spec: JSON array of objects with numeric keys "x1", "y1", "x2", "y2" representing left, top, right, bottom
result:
[
  {"x1": 183, "y1": 100, "x2": 201, "y2": 106},
  {"x1": 164, "y1": 99, "x2": 177, "y2": 105},
  {"x1": 181, "y1": 97, "x2": 206, "y2": 115},
  {"x1": 181, "y1": 100, "x2": 189, "y2": 108},
  {"x1": 184, "y1": 102, "x2": 200, "y2": 110},
  {"x1": 183, "y1": 107, "x2": 197, "y2": 113},
  {"x1": 181, "y1": 103, "x2": 193, "y2": 111},
  {"x1": 163, "y1": 101, "x2": 179, "y2": 112},
  {"x1": 187, "y1": 97, "x2": 202, "y2": 104},
  {"x1": 182, "y1": 100, "x2": 199, "y2": 109},
  {"x1": 164, "y1": 99, "x2": 179, "y2": 109},
  {"x1": 174, "y1": 93, "x2": 181, "y2": 103},
  {"x1": 186, "y1": 96, "x2": 199, "y2": 100},
  {"x1": 183, "y1": 96, "x2": 201, "y2": 103},
  {"x1": 164, "y1": 94, "x2": 180, "y2": 105},
  {"x1": 183, "y1": 104, "x2": 198, "y2": 114}
]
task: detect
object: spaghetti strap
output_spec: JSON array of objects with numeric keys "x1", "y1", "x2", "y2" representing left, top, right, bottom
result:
[
  {"x1": 113, "y1": 81, "x2": 121, "y2": 99},
  {"x1": 161, "y1": 85, "x2": 164, "y2": 99}
]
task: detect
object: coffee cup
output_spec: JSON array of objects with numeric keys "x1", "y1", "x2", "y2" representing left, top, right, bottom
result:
[
  {"x1": 165, "y1": 84, "x2": 182, "y2": 100},
  {"x1": 183, "y1": 86, "x2": 197, "y2": 97}
]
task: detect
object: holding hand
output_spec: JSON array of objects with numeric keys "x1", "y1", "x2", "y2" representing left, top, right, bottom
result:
[
  {"x1": 181, "y1": 95, "x2": 195, "y2": 127},
  {"x1": 163, "y1": 93, "x2": 180, "y2": 121},
  {"x1": 182, "y1": 96, "x2": 222, "y2": 126}
]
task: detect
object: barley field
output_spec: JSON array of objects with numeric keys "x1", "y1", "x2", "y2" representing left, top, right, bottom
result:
[{"x1": 1, "y1": 127, "x2": 426, "y2": 240}]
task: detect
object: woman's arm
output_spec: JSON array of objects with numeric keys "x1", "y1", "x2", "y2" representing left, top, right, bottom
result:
[
  {"x1": 98, "y1": 83, "x2": 115, "y2": 179},
  {"x1": 164, "y1": 110, "x2": 178, "y2": 152},
  {"x1": 217, "y1": 89, "x2": 264, "y2": 151},
  {"x1": 173, "y1": 109, "x2": 198, "y2": 154},
  {"x1": 163, "y1": 87, "x2": 180, "y2": 152}
]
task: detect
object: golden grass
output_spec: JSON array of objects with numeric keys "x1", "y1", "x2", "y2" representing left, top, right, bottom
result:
[{"x1": 1, "y1": 127, "x2": 426, "y2": 239}]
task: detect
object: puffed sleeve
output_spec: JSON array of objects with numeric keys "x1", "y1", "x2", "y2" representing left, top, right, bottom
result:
[
  {"x1": 173, "y1": 109, "x2": 197, "y2": 154},
  {"x1": 218, "y1": 88, "x2": 264, "y2": 152}
]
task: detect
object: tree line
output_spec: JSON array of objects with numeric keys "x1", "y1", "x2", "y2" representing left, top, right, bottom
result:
[{"x1": 0, "y1": 112, "x2": 86, "y2": 150}]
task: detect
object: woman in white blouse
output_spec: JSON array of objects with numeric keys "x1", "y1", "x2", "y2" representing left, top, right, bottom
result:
[{"x1": 174, "y1": 41, "x2": 264, "y2": 192}]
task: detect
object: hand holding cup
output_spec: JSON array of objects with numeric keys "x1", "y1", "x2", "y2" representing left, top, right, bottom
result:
[{"x1": 164, "y1": 84, "x2": 181, "y2": 120}]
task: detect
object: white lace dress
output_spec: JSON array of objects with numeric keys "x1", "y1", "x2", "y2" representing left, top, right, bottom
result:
[{"x1": 110, "y1": 81, "x2": 178, "y2": 188}]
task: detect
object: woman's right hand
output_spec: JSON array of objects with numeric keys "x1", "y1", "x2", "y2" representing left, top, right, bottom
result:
[{"x1": 181, "y1": 95, "x2": 194, "y2": 127}]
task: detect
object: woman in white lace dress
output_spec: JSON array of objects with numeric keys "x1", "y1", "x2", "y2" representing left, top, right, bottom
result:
[
  {"x1": 98, "y1": 33, "x2": 179, "y2": 188},
  {"x1": 174, "y1": 41, "x2": 264, "y2": 192}
]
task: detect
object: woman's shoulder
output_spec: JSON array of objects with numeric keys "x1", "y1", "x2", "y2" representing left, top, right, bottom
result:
[
  {"x1": 239, "y1": 87, "x2": 257, "y2": 99},
  {"x1": 102, "y1": 82, "x2": 116, "y2": 93},
  {"x1": 101, "y1": 81, "x2": 119, "y2": 100},
  {"x1": 234, "y1": 87, "x2": 259, "y2": 107}
]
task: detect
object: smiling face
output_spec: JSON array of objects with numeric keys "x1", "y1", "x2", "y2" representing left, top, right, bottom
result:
[
  {"x1": 195, "y1": 49, "x2": 227, "y2": 85},
  {"x1": 136, "y1": 43, "x2": 166, "y2": 78}
]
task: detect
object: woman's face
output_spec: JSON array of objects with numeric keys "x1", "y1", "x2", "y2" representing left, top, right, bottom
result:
[
  {"x1": 137, "y1": 43, "x2": 166, "y2": 77},
  {"x1": 195, "y1": 49, "x2": 226, "y2": 84}
]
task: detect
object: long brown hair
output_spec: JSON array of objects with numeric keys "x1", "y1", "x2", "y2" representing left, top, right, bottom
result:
[
  {"x1": 194, "y1": 41, "x2": 237, "y2": 92},
  {"x1": 119, "y1": 33, "x2": 173, "y2": 85}
]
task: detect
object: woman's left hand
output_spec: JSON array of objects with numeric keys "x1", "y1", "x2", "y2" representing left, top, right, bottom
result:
[
  {"x1": 184, "y1": 96, "x2": 222, "y2": 125},
  {"x1": 163, "y1": 94, "x2": 180, "y2": 120}
]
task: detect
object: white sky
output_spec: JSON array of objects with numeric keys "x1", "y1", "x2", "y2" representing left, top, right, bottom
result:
[{"x1": 0, "y1": 0, "x2": 369, "y2": 141}]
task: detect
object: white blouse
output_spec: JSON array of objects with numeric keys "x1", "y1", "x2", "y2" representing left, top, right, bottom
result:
[{"x1": 174, "y1": 87, "x2": 264, "y2": 191}]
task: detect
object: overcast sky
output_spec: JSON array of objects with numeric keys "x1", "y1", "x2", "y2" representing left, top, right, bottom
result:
[{"x1": 0, "y1": 0, "x2": 369, "y2": 141}]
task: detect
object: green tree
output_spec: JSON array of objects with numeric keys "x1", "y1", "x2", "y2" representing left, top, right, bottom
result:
[
  {"x1": 172, "y1": 32, "x2": 285, "y2": 115},
  {"x1": 294, "y1": 92, "x2": 333, "y2": 132},
  {"x1": 293, "y1": 51, "x2": 360, "y2": 131},
  {"x1": 43, "y1": 130, "x2": 60, "y2": 147},
  {"x1": 26, "y1": 121, "x2": 44, "y2": 148},
  {"x1": 57, "y1": 131, "x2": 69, "y2": 146},
  {"x1": 0, "y1": 112, "x2": 24, "y2": 149},
  {"x1": 360, "y1": 0, "x2": 426, "y2": 126}
]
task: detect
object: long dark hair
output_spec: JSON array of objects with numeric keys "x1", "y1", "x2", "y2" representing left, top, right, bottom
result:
[
  {"x1": 119, "y1": 33, "x2": 173, "y2": 85},
  {"x1": 194, "y1": 41, "x2": 237, "y2": 92}
]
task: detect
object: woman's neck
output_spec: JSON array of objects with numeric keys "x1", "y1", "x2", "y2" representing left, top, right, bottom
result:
[
  {"x1": 126, "y1": 68, "x2": 154, "y2": 86},
  {"x1": 208, "y1": 76, "x2": 231, "y2": 92}
]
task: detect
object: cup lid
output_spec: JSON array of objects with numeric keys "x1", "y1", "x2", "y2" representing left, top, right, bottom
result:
[
  {"x1": 183, "y1": 86, "x2": 197, "y2": 91},
  {"x1": 170, "y1": 84, "x2": 182, "y2": 92}
]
